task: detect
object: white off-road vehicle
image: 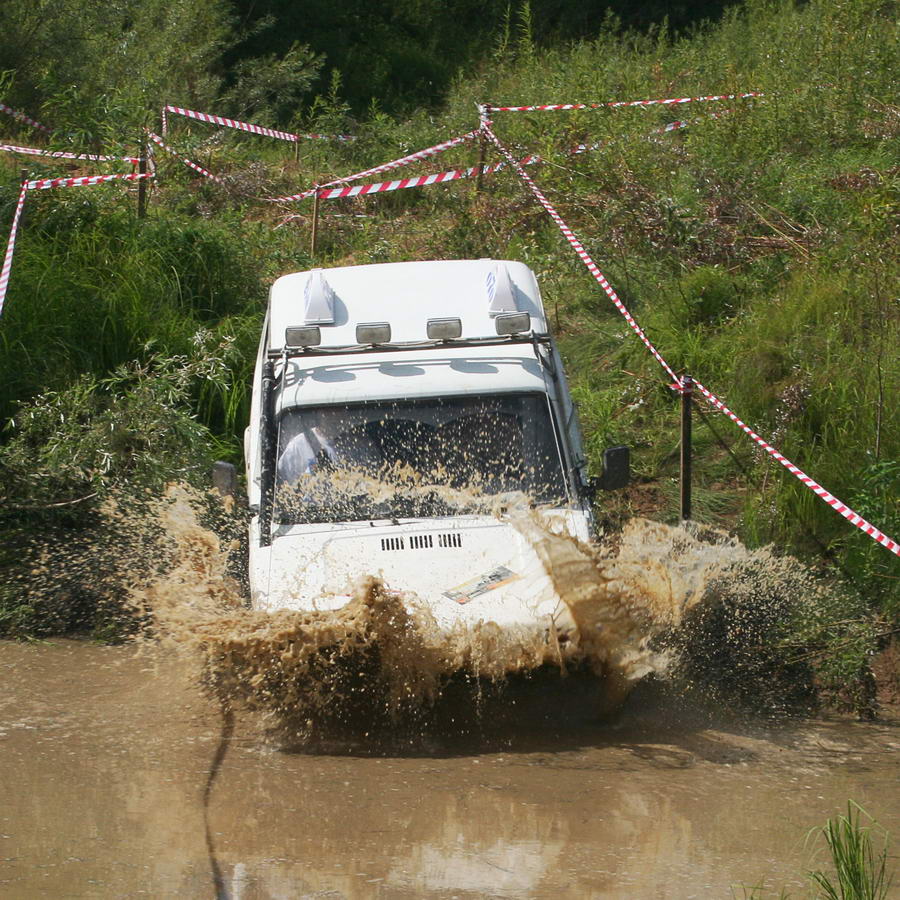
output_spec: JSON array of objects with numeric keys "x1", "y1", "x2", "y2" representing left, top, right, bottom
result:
[{"x1": 244, "y1": 259, "x2": 627, "y2": 634}]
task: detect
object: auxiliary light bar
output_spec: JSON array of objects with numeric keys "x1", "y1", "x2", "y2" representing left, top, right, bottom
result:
[
  {"x1": 426, "y1": 317, "x2": 463, "y2": 340},
  {"x1": 356, "y1": 322, "x2": 392, "y2": 344},
  {"x1": 285, "y1": 325, "x2": 322, "y2": 347},
  {"x1": 494, "y1": 312, "x2": 531, "y2": 335}
]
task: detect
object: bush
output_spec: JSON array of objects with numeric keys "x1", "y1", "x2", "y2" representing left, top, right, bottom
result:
[{"x1": 0, "y1": 345, "x2": 229, "y2": 639}]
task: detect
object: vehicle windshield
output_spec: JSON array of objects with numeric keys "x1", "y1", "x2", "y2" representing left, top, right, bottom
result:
[{"x1": 274, "y1": 393, "x2": 568, "y2": 524}]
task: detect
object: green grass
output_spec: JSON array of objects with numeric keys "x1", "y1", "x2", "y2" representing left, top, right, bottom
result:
[
  {"x1": 809, "y1": 803, "x2": 894, "y2": 900},
  {"x1": 737, "y1": 802, "x2": 894, "y2": 899},
  {"x1": 1, "y1": 0, "x2": 897, "y2": 648}
]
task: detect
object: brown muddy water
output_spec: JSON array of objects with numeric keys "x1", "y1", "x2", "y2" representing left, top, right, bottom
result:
[
  {"x1": 2, "y1": 640, "x2": 899, "y2": 899},
  {"x1": 3, "y1": 493, "x2": 899, "y2": 897}
]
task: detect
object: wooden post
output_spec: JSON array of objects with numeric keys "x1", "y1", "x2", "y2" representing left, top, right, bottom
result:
[
  {"x1": 476, "y1": 104, "x2": 489, "y2": 194},
  {"x1": 680, "y1": 375, "x2": 693, "y2": 520},
  {"x1": 137, "y1": 140, "x2": 147, "y2": 219},
  {"x1": 476, "y1": 132, "x2": 487, "y2": 194},
  {"x1": 310, "y1": 187, "x2": 320, "y2": 258}
]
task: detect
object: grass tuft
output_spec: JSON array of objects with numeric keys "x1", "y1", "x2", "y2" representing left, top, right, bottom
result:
[{"x1": 808, "y1": 802, "x2": 893, "y2": 900}]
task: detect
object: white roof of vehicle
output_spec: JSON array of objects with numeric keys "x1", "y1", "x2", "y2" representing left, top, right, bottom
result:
[
  {"x1": 277, "y1": 343, "x2": 547, "y2": 410},
  {"x1": 268, "y1": 259, "x2": 548, "y2": 349}
]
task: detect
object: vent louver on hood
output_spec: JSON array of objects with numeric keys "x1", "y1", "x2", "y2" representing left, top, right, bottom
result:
[{"x1": 380, "y1": 533, "x2": 463, "y2": 552}]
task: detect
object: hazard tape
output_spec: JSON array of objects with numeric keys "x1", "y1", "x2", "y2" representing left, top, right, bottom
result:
[
  {"x1": 25, "y1": 171, "x2": 152, "y2": 191},
  {"x1": 1, "y1": 171, "x2": 154, "y2": 316},
  {"x1": 0, "y1": 182, "x2": 28, "y2": 318},
  {"x1": 275, "y1": 111, "x2": 719, "y2": 203},
  {"x1": 0, "y1": 103, "x2": 51, "y2": 134},
  {"x1": 147, "y1": 132, "x2": 225, "y2": 184},
  {"x1": 147, "y1": 102, "x2": 716, "y2": 204},
  {"x1": 481, "y1": 121, "x2": 681, "y2": 383},
  {"x1": 149, "y1": 127, "x2": 551, "y2": 202},
  {"x1": 311, "y1": 149, "x2": 540, "y2": 199},
  {"x1": 481, "y1": 122, "x2": 899, "y2": 556},
  {"x1": 270, "y1": 114, "x2": 689, "y2": 204},
  {"x1": 315, "y1": 163, "x2": 482, "y2": 199},
  {"x1": 150, "y1": 108, "x2": 696, "y2": 204},
  {"x1": 162, "y1": 105, "x2": 355, "y2": 143},
  {"x1": 693, "y1": 381, "x2": 900, "y2": 556},
  {"x1": 266, "y1": 129, "x2": 482, "y2": 203},
  {"x1": 1, "y1": 143, "x2": 140, "y2": 164},
  {"x1": 486, "y1": 91, "x2": 763, "y2": 112}
]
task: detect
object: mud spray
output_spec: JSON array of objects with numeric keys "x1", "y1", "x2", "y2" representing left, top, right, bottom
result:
[{"x1": 119, "y1": 484, "x2": 829, "y2": 744}]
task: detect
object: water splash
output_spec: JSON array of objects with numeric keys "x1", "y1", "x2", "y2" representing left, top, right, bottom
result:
[{"x1": 123, "y1": 484, "x2": 824, "y2": 736}]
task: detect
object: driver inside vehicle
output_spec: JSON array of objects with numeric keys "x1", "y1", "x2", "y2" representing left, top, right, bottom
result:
[{"x1": 276, "y1": 425, "x2": 338, "y2": 483}]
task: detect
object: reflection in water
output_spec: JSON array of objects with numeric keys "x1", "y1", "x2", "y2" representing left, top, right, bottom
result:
[
  {"x1": 2, "y1": 641, "x2": 899, "y2": 899},
  {"x1": 204, "y1": 705, "x2": 234, "y2": 900}
]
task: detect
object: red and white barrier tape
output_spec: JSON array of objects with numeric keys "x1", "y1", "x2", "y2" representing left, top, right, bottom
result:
[
  {"x1": 266, "y1": 129, "x2": 481, "y2": 203},
  {"x1": 158, "y1": 106, "x2": 712, "y2": 203},
  {"x1": 693, "y1": 381, "x2": 899, "y2": 555},
  {"x1": 162, "y1": 105, "x2": 355, "y2": 143},
  {"x1": 311, "y1": 112, "x2": 706, "y2": 202},
  {"x1": 1, "y1": 171, "x2": 154, "y2": 316},
  {"x1": 147, "y1": 132, "x2": 225, "y2": 184},
  {"x1": 481, "y1": 121, "x2": 681, "y2": 384},
  {"x1": 310, "y1": 149, "x2": 542, "y2": 200},
  {"x1": 25, "y1": 171, "x2": 152, "y2": 191},
  {"x1": 0, "y1": 103, "x2": 51, "y2": 134},
  {"x1": 148, "y1": 109, "x2": 695, "y2": 204},
  {"x1": 0, "y1": 182, "x2": 29, "y2": 318},
  {"x1": 486, "y1": 91, "x2": 763, "y2": 112},
  {"x1": 482, "y1": 122, "x2": 898, "y2": 556},
  {"x1": 1, "y1": 143, "x2": 140, "y2": 164}
]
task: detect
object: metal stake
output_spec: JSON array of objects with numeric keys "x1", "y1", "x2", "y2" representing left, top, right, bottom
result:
[
  {"x1": 680, "y1": 375, "x2": 693, "y2": 520},
  {"x1": 476, "y1": 131, "x2": 487, "y2": 194},
  {"x1": 476, "y1": 104, "x2": 489, "y2": 194},
  {"x1": 137, "y1": 141, "x2": 147, "y2": 219},
  {"x1": 310, "y1": 187, "x2": 320, "y2": 257}
]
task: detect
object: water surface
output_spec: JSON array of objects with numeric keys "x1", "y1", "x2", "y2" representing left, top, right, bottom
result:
[{"x1": 2, "y1": 640, "x2": 897, "y2": 898}]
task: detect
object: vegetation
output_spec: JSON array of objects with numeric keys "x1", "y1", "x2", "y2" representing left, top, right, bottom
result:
[
  {"x1": 742, "y1": 802, "x2": 894, "y2": 898},
  {"x1": 0, "y1": 0, "x2": 896, "y2": 704},
  {"x1": 809, "y1": 803, "x2": 893, "y2": 900}
]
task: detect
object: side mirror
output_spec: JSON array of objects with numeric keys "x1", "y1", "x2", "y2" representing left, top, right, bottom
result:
[
  {"x1": 598, "y1": 445, "x2": 630, "y2": 492},
  {"x1": 212, "y1": 461, "x2": 237, "y2": 499}
]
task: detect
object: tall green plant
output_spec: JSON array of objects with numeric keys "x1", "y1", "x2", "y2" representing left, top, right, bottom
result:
[{"x1": 808, "y1": 803, "x2": 893, "y2": 900}]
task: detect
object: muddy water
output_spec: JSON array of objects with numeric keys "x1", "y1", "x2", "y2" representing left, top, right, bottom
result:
[{"x1": 2, "y1": 640, "x2": 898, "y2": 899}]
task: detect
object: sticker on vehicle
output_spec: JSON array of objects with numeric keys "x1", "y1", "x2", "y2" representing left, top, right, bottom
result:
[{"x1": 444, "y1": 565, "x2": 521, "y2": 605}]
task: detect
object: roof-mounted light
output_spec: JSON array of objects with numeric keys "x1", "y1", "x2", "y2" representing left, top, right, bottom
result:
[
  {"x1": 285, "y1": 325, "x2": 322, "y2": 348},
  {"x1": 487, "y1": 262, "x2": 519, "y2": 317},
  {"x1": 303, "y1": 268, "x2": 336, "y2": 325},
  {"x1": 495, "y1": 312, "x2": 531, "y2": 336},
  {"x1": 426, "y1": 317, "x2": 462, "y2": 340},
  {"x1": 356, "y1": 322, "x2": 392, "y2": 344}
]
